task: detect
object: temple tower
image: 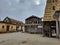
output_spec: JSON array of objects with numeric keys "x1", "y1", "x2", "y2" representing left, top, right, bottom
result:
[
  {"x1": 44, "y1": 0, "x2": 58, "y2": 21},
  {"x1": 43, "y1": 0, "x2": 59, "y2": 37}
]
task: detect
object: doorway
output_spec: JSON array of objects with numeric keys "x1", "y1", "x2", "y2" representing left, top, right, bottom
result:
[
  {"x1": 6, "y1": 26, "x2": 10, "y2": 32},
  {"x1": 50, "y1": 21, "x2": 56, "y2": 37}
]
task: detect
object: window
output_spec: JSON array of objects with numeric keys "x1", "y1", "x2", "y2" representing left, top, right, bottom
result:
[
  {"x1": 53, "y1": 0, "x2": 55, "y2": 2},
  {"x1": 11, "y1": 26, "x2": 13, "y2": 29},
  {"x1": 2, "y1": 25, "x2": 4, "y2": 29},
  {"x1": 5, "y1": 19, "x2": 9, "y2": 22},
  {"x1": 53, "y1": 0, "x2": 57, "y2": 3},
  {"x1": 55, "y1": 0, "x2": 58, "y2": 2},
  {"x1": 53, "y1": 6, "x2": 55, "y2": 10}
]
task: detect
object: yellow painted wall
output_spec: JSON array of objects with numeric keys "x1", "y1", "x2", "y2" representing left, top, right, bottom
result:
[
  {"x1": 18, "y1": 26, "x2": 21, "y2": 30},
  {"x1": 9, "y1": 25, "x2": 16, "y2": 32},
  {"x1": 0, "y1": 22, "x2": 25, "y2": 32},
  {"x1": 19, "y1": 25, "x2": 25, "y2": 32},
  {"x1": 22, "y1": 26, "x2": 25, "y2": 32},
  {"x1": 0, "y1": 23, "x2": 6, "y2": 32},
  {"x1": 0, "y1": 23, "x2": 16, "y2": 32},
  {"x1": 18, "y1": 25, "x2": 25, "y2": 32}
]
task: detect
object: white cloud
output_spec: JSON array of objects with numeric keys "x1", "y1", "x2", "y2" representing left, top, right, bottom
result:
[
  {"x1": 35, "y1": 0, "x2": 41, "y2": 5},
  {"x1": 8, "y1": 1, "x2": 12, "y2": 6},
  {"x1": 0, "y1": 0, "x2": 46, "y2": 22},
  {"x1": 5, "y1": 0, "x2": 12, "y2": 6},
  {"x1": 15, "y1": 0, "x2": 20, "y2": 3}
]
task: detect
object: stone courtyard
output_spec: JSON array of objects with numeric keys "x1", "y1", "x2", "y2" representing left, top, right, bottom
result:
[{"x1": 0, "y1": 32, "x2": 60, "y2": 45}]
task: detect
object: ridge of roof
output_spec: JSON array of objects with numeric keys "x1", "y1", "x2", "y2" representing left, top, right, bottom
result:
[
  {"x1": 25, "y1": 15, "x2": 42, "y2": 20},
  {"x1": 5, "y1": 17, "x2": 24, "y2": 24}
]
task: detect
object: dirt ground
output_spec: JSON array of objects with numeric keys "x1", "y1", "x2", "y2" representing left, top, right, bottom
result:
[{"x1": 0, "y1": 32, "x2": 60, "y2": 45}]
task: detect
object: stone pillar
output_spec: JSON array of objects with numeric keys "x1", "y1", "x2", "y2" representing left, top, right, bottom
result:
[
  {"x1": 22, "y1": 26, "x2": 25, "y2": 33},
  {"x1": 58, "y1": 11, "x2": 60, "y2": 38},
  {"x1": 56, "y1": 19, "x2": 59, "y2": 38}
]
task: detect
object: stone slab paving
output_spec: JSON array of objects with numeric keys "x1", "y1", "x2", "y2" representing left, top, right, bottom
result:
[{"x1": 0, "y1": 32, "x2": 60, "y2": 45}]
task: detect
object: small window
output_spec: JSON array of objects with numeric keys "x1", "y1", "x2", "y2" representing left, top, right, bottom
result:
[
  {"x1": 55, "y1": 0, "x2": 57, "y2": 2},
  {"x1": 53, "y1": 0, "x2": 57, "y2": 2},
  {"x1": 53, "y1": 6, "x2": 55, "y2": 10},
  {"x1": 2, "y1": 25, "x2": 4, "y2": 29},
  {"x1": 11, "y1": 26, "x2": 13, "y2": 29},
  {"x1": 53, "y1": 0, "x2": 55, "y2": 2}
]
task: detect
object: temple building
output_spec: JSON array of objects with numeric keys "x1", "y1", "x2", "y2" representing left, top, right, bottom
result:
[
  {"x1": 43, "y1": 0, "x2": 60, "y2": 38},
  {"x1": 25, "y1": 15, "x2": 43, "y2": 34}
]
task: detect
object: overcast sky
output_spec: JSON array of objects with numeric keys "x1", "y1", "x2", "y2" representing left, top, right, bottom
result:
[{"x1": 0, "y1": 0, "x2": 46, "y2": 22}]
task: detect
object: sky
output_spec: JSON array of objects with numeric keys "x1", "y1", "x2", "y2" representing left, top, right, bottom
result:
[{"x1": 0, "y1": 0, "x2": 46, "y2": 22}]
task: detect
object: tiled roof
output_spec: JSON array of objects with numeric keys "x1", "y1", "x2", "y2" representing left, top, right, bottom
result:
[
  {"x1": 25, "y1": 15, "x2": 42, "y2": 20},
  {"x1": 10, "y1": 18, "x2": 23, "y2": 24},
  {"x1": 4, "y1": 17, "x2": 24, "y2": 25}
]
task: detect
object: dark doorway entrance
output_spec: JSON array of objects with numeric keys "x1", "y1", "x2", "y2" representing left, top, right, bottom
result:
[
  {"x1": 50, "y1": 21, "x2": 56, "y2": 38},
  {"x1": 6, "y1": 26, "x2": 10, "y2": 32},
  {"x1": 43, "y1": 21, "x2": 56, "y2": 37}
]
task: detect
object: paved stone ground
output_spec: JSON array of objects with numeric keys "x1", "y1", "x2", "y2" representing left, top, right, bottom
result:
[{"x1": 0, "y1": 32, "x2": 60, "y2": 45}]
